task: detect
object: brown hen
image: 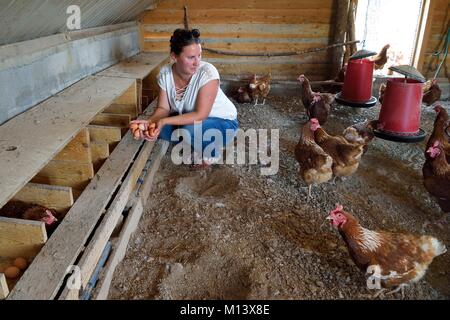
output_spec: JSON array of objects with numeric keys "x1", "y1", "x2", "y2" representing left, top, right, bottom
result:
[{"x1": 328, "y1": 204, "x2": 446, "y2": 296}]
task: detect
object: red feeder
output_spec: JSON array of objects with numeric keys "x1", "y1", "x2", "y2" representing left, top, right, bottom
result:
[
  {"x1": 374, "y1": 65, "x2": 426, "y2": 143},
  {"x1": 335, "y1": 49, "x2": 378, "y2": 108}
]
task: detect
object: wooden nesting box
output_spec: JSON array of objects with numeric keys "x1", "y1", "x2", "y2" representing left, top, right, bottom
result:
[{"x1": 0, "y1": 52, "x2": 169, "y2": 300}]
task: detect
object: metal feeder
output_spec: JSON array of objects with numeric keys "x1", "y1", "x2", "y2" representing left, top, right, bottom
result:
[
  {"x1": 373, "y1": 65, "x2": 427, "y2": 143},
  {"x1": 335, "y1": 49, "x2": 378, "y2": 108}
]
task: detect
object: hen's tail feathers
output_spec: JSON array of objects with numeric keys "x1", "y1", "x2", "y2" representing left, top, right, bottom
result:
[{"x1": 432, "y1": 238, "x2": 447, "y2": 256}]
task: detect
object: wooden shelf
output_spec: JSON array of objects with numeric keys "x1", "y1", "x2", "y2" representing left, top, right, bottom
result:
[
  {"x1": 0, "y1": 51, "x2": 166, "y2": 300},
  {"x1": 96, "y1": 52, "x2": 168, "y2": 80},
  {"x1": 0, "y1": 76, "x2": 135, "y2": 209}
]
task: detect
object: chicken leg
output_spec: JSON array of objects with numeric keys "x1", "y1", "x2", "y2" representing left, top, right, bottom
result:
[{"x1": 385, "y1": 286, "x2": 406, "y2": 299}]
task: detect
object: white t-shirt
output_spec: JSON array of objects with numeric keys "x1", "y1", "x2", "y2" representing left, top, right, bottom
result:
[{"x1": 157, "y1": 61, "x2": 237, "y2": 120}]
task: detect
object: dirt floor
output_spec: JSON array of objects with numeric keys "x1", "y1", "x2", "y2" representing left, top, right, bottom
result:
[{"x1": 108, "y1": 94, "x2": 450, "y2": 300}]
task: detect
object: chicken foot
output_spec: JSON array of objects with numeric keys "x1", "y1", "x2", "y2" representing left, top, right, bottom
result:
[{"x1": 371, "y1": 286, "x2": 406, "y2": 299}]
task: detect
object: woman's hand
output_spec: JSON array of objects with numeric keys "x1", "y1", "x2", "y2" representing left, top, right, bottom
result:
[
  {"x1": 129, "y1": 119, "x2": 150, "y2": 140},
  {"x1": 142, "y1": 118, "x2": 165, "y2": 141}
]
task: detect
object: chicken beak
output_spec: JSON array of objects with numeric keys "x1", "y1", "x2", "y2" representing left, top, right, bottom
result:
[{"x1": 325, "y1": 216, "x2": 333, "y2": 221}]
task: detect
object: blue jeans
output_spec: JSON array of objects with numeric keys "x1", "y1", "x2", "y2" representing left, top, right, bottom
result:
[{"x1": 159, "y1": 117, "x2": 239, "y2": 159}]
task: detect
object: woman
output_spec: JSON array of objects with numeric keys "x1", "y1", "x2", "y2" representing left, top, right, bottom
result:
[{"x1": 131, "y1": 28, "x2": 238, "y2": 168}]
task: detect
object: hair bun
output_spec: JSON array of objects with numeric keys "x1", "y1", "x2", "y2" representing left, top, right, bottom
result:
[{"x1": 191, "y1": 29, "x2": 200, "y2": 38}]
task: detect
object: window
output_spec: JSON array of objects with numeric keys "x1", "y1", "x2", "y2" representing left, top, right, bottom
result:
[{"x1": 355, "y1": 0, "x2": 424, "y2": 74}]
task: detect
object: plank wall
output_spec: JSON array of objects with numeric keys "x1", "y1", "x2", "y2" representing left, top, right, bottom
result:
[{"x1": 141, "y1": 0, "x2": 336, "y2": 81}]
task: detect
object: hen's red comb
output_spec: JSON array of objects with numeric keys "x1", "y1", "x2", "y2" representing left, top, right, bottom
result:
[{"x1": 330, "y1": 204, "x2": 344, "y2": 215}]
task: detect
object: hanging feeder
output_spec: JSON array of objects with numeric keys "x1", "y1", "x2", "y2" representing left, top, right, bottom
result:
[
  {"x1": 335, "y1": 49, "x2": 378, "y2": 108},
  {"x1": 373, "y1": 65, "x2": 427, "y2": 143}
]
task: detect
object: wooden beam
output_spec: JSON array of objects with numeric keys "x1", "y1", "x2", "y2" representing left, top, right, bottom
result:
[
  {"x1": 90, "y1": 142, "x2": 110, "y2": 172},
  {"x1": 413, "y1": 0, "x2": 436, "y2": 70},
  {"x1": 0, "y1": 273, "x2": 8, "y2": 299},
  {"x1": 330, "y1": 0, "x2": 350, "y2": 78},
  {"x1": 87, "y1": 125, "x2": 122, "y2": 145},
  {"x1": 346, "y1": 1, "x2": 357, "y2": 57},
  {"x1": 154, "y1": 0, "x2": 334, "y2": 10},
  {"x1": 94, "y1": 140, "x2": 168, "y2": 299},
  {"x1": 142, "y1": 8, "x2": 333, "y2": 24},
  {"x1": 53, "y1": 128, "x2": 92, "y2": 163},
  {"x1": 103, "y1": 104, "x2": 137, "y2": 118},
  {"x1": 61, "y1": 140, "x2": 156, "y2": 299},
  {"x1": 32, "y1": 160, "x2": 94, "y2": 190},
  {"x1": 136, "y1": 79, "x2": 143, "y2": 114},
  {"x1": 7, "y1": 101, "x2": 156, "y2": 300},
  {"x1": 91, "y1": 113, "x2": 131, "y2": 128},
  {"x1": 139, "y1": 140, "x2": 170, "y2": 206},
  {"x1": 0, "y1": 76, "x2": 134, "y2": 210},
  {"x1": 113, "y1": 83, "x2": 137, "y2": 106},
  {"x1": 0, "y1": 217, "x2": 47, "y2": 259},
  {"x1": 143, "y1": 23, "x2": 332, "y2": 38},
  {"x1": 93, "y1": 197, "x2": 143, "y2": 300},
  {"x1": 96, "y1": 52, "x2": 169, "y2": 81},
  {"x1": 12, "y1": 183, "x2": 73, "y2": 213}
]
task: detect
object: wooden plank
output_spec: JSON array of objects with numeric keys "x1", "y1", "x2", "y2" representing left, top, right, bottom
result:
[
  {"x1": 61, "y1": 140, "x2": 156, "y2": 300},
  {"x1": 416, "y1": 0, "x2": 437, "y2": 70},
  {"x1": 138, "y1": 141, "x2": 170, "y2": 206},
  {"x1": 87, "y1": 125, "x2": 122, "y2": 144},
  {"x1": 136, "y1": 79, "x2": 143, "y2": 115},
  {"x1": 53, "y1": 128, "x2": 92, "y2": 163},
  {"x1": 97, "y1": 52, "x2": 168, "y2": 80},
  {"x1": 142, "y1": 9, "x2": 333, "y2": 24},
  {"x1": 32, "y1": 160, "x2": 94, "y2": 190},
  {"x1": 155, "y1": 0, "x2": 334, "y2": 9},
  {"x1": 104, "y1": 104, "x2": 137, "y2": 118},
  {"x1": 144, "y1": 40, "x2": 329, "y2": 53},
  {"x1": 93, "y1": 198, "x2": 143, "y2": 300},
  {"x1": 93, "y1": 140, "x2": 168, "y2": 299},
  {"x1": 12, "y1": 183, "x2": 73, "y2": 213},
  {"x1": 144, "y1": 30, "x2": 331, "y2": 40},
  {"x1": 91, "y1": 113, "x2": 131, "y2": 128},
  {"x1": 143, "y1": 23, "x2": 332, "y2": 37},
  {"x1": 203, "y1": 51, "x2": 330, "y2": 63},
  {"x1": 113, "y1": 83, "x2": 137, "y2": 106},
  {"x1": 7, "y1": 101, "x2": 156, "y2": 300},
  {"x1": 330, "y1": 0, "x2": 349, "y2": 79},
  {"x1": 211, "y1": 61, "x2": 330, "y2": 81},
  {"x1": 90, "y1": 142, "x2": 110, "y2": 172},
  {"x1": 0, "y1": 76, "x2": 135, "y2": 209},
  {"x1": 0, "y1": 273, "x2": 8, "y2": 299},
  {"x1": 0, "y1": 217, "x2": 47, "y2": 259}
]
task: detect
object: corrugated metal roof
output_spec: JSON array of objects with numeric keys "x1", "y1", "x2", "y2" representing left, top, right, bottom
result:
[{"x1": 0, "y1": 0, "x2": 156, "y2": 46}]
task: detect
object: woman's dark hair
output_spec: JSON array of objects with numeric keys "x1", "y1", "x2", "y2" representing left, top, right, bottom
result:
[{"x1": 170, "y1": 28, "x2": 201, "y2": 55}]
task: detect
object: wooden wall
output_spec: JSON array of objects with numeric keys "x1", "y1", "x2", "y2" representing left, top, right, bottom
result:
[
  {"x1": 420, "y1": 0, "x2": 449, "y2": 80},
  {"x1": 141, "y1": 0, "x2": 449, "y2": 82},
  {"x1": 140, "y1": 0, "x2": 335, "y2": 81}
]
